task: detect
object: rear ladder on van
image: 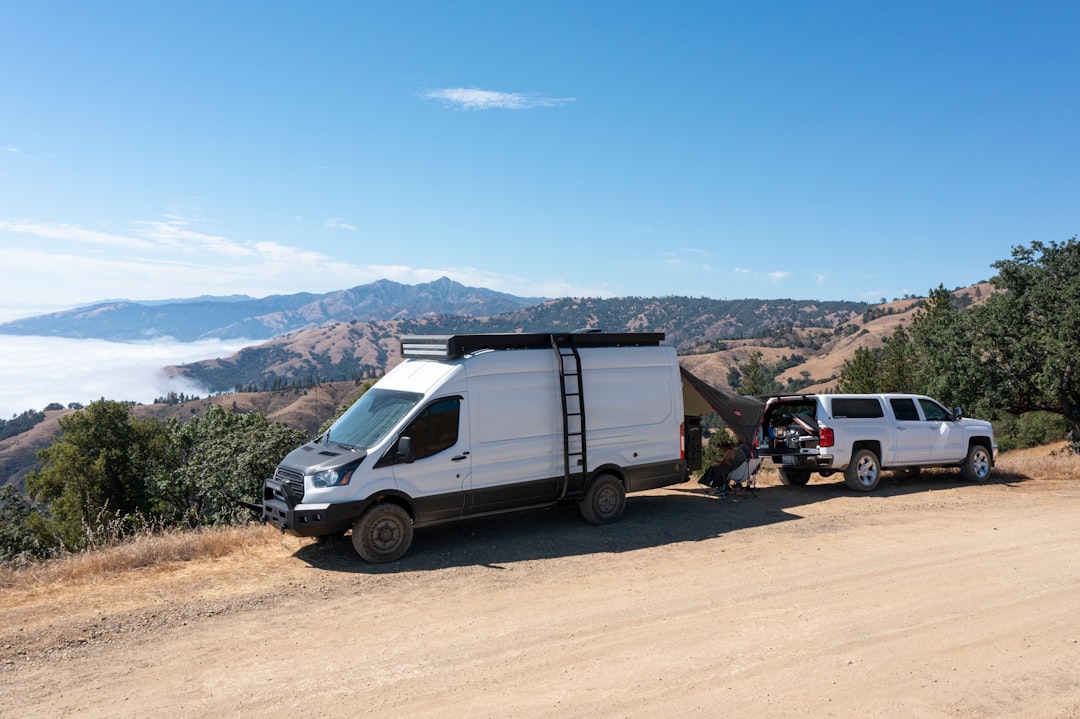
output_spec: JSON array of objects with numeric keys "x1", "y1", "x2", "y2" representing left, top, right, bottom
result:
[{"x1": 551, "y1": 335, "x2": 588, "y2": 500}]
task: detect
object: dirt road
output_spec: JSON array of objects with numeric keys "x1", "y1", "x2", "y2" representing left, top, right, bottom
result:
[{"x1": 3, "y1": 468, "x2": 1080, "y2": 718}]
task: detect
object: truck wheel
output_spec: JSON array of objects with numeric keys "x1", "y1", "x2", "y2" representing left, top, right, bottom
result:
[
  {"x1": 351, "y1": 503, "x2": 413, "y2": 563},
  {"x1": 579, "y1": 473, "x2": 626, "y2": 525},
  {"x1": 960, "y1": 444, "x2": 992, "y2": 482},
  {"x1": 844, "y1": 449, "x2": 881, "y2": 492},
  {"x1": 778, "y1": 468, "x2": 811, "y2": 485}
]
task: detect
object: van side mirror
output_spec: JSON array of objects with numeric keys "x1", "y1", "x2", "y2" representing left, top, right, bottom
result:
[
  {"x1": 953, "y1": 407, "x2": 963, "y2": 421},
  {"x1": 396, "y1": 436, "x2": 415, "y2": 463}
]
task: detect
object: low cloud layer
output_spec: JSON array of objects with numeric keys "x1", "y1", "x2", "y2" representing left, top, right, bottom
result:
[{"x1": 0, "y1": 336, "x2": 254, "y2": 417}]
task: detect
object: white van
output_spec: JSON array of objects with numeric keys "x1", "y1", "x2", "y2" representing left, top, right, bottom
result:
[{"x1": 263, "y1": 332, "x2": 690, "y2": 562}]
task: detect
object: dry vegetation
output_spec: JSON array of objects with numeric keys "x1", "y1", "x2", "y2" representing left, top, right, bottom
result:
[{"x1": 0, "y1": 525, "x2": 277, "y2": 592}]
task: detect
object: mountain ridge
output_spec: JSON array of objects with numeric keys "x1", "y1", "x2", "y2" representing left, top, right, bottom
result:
[
  {"x1": 170, "y1": 294, "x2": 870, "y2": 394},
  {"x1": 0, "y1": 277, "x2": 544, "y2": 342}
]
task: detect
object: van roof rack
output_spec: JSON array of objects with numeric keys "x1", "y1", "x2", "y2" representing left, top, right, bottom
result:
[{"x1": 400, "y1": 332, "x2": 665, "y2": 360}]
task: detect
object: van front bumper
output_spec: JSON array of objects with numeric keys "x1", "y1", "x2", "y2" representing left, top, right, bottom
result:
[{"x1": 262, "y1": 478, "x2": 370, "y2": 537}]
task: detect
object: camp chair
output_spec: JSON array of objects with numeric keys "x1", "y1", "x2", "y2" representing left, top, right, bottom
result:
[{"x1": 724, "y1": 456, "x2": 763, "y2": 498}]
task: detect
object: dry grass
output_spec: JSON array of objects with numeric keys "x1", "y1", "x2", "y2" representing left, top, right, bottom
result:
[
  {"x1": 995, "y1": 441, "x2": 1080, "y2": 482},
  {"x1": 0, "y1": 523, "x2": 281, "y2": 592}
]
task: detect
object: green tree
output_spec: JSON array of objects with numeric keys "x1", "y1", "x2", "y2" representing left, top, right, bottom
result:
[
  {"x1": 837, "y1": 326, "x2": 919, "y2": 394},
  {"x1": 25, "y1": 400, "x2": 168, "y2": 550},
  {"x1": 877, "y1": 325, "x2": 917, "y2": 393},
  {"x1": 738, "y1": 352, "x2": 781, "y2": 396},
  {"x1": 152, "y1": 404, "x2": 307, "y2": 527},
  {"x1": 0, "y1": 484, "x2": 60, "y2": 564},
  {"x1": 905, "y1": 285, "x2": 983, "y2": 410},
  {"x1": 968, "y1": 238, "x2": 1080, "y2": 449},
  {"x1": 836, "y1": 346, "x2": 882, "y2": 393}
]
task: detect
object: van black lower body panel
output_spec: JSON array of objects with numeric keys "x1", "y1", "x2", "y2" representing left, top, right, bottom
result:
[
  {"x1": 264, "y1": 458, "x2": 688, "y2": 537},
  {"x1": 623, "y1": 459, "x2": 688, "y2": 492}
]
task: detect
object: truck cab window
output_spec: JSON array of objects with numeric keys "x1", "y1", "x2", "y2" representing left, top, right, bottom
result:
[
  {"x1": 402, "y1": 398, "x2": 461, "y2": 460},
  {"x1": 918, "y1": 399, "x2": 951, "y2": 421},
  {"x1": 889, "y1": 398, "x2": 919, "y2": 421}
]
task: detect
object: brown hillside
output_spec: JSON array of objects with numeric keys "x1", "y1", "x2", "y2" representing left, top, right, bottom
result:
[
  {"x1": 169, "y1": 321, "x2": 406, "y2": 383},
  {"x1": 0, "y1": 409, "x2": 74, "y2": 489}
]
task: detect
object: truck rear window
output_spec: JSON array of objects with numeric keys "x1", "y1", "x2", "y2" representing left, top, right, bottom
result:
[{"x1": 830, "y1": 398, "x2": 884, "y2": 419}]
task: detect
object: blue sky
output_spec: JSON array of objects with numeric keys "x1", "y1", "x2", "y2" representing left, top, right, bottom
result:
[{"x1": 1, "y1": 1, "x2": 1078, "y2": 322}]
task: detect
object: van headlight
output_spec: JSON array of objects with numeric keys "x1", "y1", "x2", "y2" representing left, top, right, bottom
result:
[{"x1": 311, "y1": 465, "x2": 357, "y2": 488}]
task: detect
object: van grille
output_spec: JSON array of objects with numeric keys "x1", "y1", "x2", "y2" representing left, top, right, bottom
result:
[{"x1": 274, "y1": 466, "x2": 305, "y2": 503}]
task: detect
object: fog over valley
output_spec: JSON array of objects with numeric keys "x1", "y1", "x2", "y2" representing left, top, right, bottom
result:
[{"x1": 0, "y1": 336, "x2": 254, "y2": 418}]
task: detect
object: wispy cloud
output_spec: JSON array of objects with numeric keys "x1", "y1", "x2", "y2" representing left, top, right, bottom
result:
[
  {"x1": 733, "y1": 267, "x2": 793, "y2": 284},
  {"x1": 325, "y1": 218, "x2": 357, "y2": 231},
  {"x1": 425, "y1": 87, "x2": 575, "y2": 110},
  {"x1": 663, "y1": 248, "x2": 713, "y2": 272},
  {"x1": 0, "y1": 219, "x2": 154, "y2": 249},
  {"x1": 131, "y1": 218, "x2": 255, "y2": 257}
]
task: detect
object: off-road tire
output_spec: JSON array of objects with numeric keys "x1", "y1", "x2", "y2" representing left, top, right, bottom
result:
[
  {"x1": 844, "y1": 449, "x2": 881, "y2": 492},
  {"x1": 351, "y1": 503, "x2": 413, "y2": 563},
  {"x1": 579, "y1": 473, "x2": 626, "y2": 525}
]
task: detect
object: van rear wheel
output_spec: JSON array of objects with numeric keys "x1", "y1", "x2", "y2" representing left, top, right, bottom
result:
[
  {"x1": 351, "y1": 503, "x2": 413, "y2": 563},
  {"x1": 579, "y1": 473, "x2": 626, "y2": 525}
]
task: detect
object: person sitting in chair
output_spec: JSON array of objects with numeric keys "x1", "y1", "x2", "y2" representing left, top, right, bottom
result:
[{"x1": 699, "y1": 438, "x2": 751, "y2": 495}]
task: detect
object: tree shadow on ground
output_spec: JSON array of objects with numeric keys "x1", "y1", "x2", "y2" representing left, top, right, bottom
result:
[{"x1": 294, "y1": 467, "x2": 1032, "y2": 574}]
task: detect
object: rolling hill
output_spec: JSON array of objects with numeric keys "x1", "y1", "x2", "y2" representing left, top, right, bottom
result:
[{"x1": 169, "y1": 295, "x2": 869, "y2": 393}]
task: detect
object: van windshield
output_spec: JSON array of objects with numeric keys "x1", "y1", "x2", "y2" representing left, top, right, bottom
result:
[{"x1": 325, "y1": 388, "x2": 423, "y2": 450}]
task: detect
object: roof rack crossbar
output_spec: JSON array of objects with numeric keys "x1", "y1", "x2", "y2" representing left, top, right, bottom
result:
[{"x1": 399, "y1": 332, "x2": 664, "y2": 360}]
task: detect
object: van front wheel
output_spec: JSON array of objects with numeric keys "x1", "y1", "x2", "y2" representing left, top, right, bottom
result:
[
  {"x1": 580, "y1": 474, "x2": 626, "y2": 525},
  {"x1": 352, "y1": 503, "x2": 413, "y2": 563}
]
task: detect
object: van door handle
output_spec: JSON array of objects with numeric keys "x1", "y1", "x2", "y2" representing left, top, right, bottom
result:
[{"x1": 452, "y1": 453, "x2": 470, "y2": 461}]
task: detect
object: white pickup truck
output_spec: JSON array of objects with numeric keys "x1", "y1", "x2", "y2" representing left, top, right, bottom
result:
[{"x1": 756, "y1": 394, "x2": 997, "y2": 491}]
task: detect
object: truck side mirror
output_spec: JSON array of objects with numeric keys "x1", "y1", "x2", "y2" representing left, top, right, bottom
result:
[
  {"x1": 396, "y1": 436, "x2": 415, "y2": 463},
  {"x1": 953, "y1": 407, "x2": 963, "y2": 421}
]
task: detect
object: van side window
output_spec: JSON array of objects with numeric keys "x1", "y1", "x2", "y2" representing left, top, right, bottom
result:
[
  {"x1": 403, "y1": 398, "x2": 461, "y2": 460},
  {"x1": 890, "y1": 398, "x2": 919, "y2": 421},
  {"x1": 831, "y1": 398, "x2": 884, "y2": 418},
  {"x1": 918, "y1": 399, "x2": 951, "y2": 421}
]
